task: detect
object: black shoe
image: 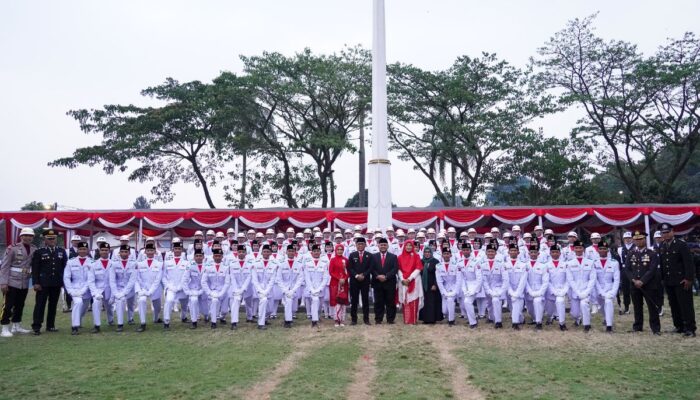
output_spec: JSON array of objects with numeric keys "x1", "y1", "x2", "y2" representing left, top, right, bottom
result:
[
  {"x1": 495, "y1": 322, "x2": 503, "y2": 329},
  {"x1": 191, "y1": 322, "x2": 197, "y2": 329},
  {"x1": 127, "y1": 319, "x2": 135, "y2": 325},
  {"x1": 204, "y1": 316, "x2": 210, "y2": 323},
  {"x1": 71, "y1": 327, "x2": 79, "y2": 335},
  {"x1": 181, "y1": 318, "x2": 189, "y2": 323},
  {"x1": 573, "y1": 320, "x2": 580, "y2": 327},
  {"x1": 108, "y1": 321, "x2": 114, "y2": 326},
  {"x1": 211, "y1": 323, "x2": 217, "y2": 329},
  {"x1": 684, "y1": 331, "x2": 696, "y2": 337},
  {"x1": 246, "y1": 319, "x2": 254, "y2": 323},
  {"x1": 387, "y1": 320, "x2": 395, "y2": 325},
  {"x1": 448, "y1": 320, "x2": 455, "y2": 327},
  {"x1": 375, "y1": 321, "x2": 382, "y2": 325},
  {"x1": 584, "y1": 325, "x2": 591, "y2": 332},
  {"x1": 363, "y1": 320, "x2": 371, "y2": 326},
  {"x1": 219, "y1": 318, "x2": 226, "y2": 324},
  {"x1": 311, "y1": 321, "x2": 318, "y2": 328},
  {"x1": 258, "y1": 325, "x2": 267, "y2": 330},
  {"x1": 487, "y1": 319, "x2": 495, "y2": 324},
  {"x1": 33, "y1": 329, "x2": 41, "y2": 336},
  {"x1": 560, "y1": 324, "x2": 568, "y2": 331},
  {"x1": 606, "y1": 326, "x2": 613, "y2": 333},
  {"x1": 91, "y1": 326, "x2": 101, "y2": 334},
  {"x1": 284, "y1": 322, "x2": 291, "y2": 328},
  {"x1": 350, "y1": 321, "x2": 358, "y2": 326},
  {"x1": 231, "y1": 323, "x2": 237, "y2": 330},
  {"x1": 47, "y1": 327, "x2": 58, "y2": 332},
  {"x1": 512, "y1": 323, "x2": 520, "y2": 330},
  {"x1": 469, "y1": 324, "x2": 477, "y2": 329},
  {"x1": 535, "y1": 323, "x2": 543, "y2": 330},
  {"x1": 164, "y1": 323, "x2": 170, "y2": 331},
  {"x1": 116, "y1": 325, "x2": 124, "y2": 332},
  {"x1": 545, "y1": 320, "x2": 553, "y2": 326},
  {"x1": 527, "y1": 320, "x2": 535, "y2": 325},
  {"x1": 136, "y1": 324, "x2": 146, "y2": 332},
  {"x1": 653, "y1": 331, "x2": 661, "y2": 336}
]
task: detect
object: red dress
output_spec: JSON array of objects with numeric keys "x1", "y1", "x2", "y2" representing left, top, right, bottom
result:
[
  {"x1": 397, "y1": 240, "x2": 424, "y2": 324},
  {"x1": 329, "y1": 255, "x2": 349, "y2": 307}
]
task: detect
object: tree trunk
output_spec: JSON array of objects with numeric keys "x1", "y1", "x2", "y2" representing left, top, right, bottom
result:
[
  {"x1": 358, "y1": 111, "x2": 366, "y2": 207},
  {"x1": 330, "y1": 171, "x2": 335, "y2": 207},
  {"x1": 280, "y1": 156, "x2": 299, "y2": 208},
  {"x1": 450, "y1": 160, "x2": 457, "y2": 206},
  {"x1": 319, "y1": 167, "x2": 329, "y2": 207},
  {"x1": 190, "y1": 159, "x2": 216, "y2": 208},
  {"x1": 239, "y1": 150, "x2": 248, "y2": 208}
]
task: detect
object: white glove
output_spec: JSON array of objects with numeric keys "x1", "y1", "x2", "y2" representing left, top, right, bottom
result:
[{"x1": 95, "y1": 294, "x2": 103, "y2": 301}]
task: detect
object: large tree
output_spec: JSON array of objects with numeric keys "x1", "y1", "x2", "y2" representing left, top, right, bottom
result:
[
  {"x1": 533, "y1": 15, "x2": 700, "y2": 202},
  {"x1": 388, "y1": 54, "x2": 554, "y2": 206}
]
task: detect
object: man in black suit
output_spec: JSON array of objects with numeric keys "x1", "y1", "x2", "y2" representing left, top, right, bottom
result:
[
  {"x1": 370, "y1": 238, "x2": 398, "y2": 324},
  {"x1": 347, "y1": 237, "x2": 372, "y2": 325}
]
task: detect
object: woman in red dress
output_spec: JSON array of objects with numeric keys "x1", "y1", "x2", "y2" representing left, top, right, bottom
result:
[
  {"x1": 328, "y1": 244, "x2": 350, "y2": 327},
  {"x1": 397, "y1": 240, "x2": 424, "y2": 324}
]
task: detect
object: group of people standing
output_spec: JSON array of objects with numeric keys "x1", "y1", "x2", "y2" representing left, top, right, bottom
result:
[{"x1": 0, "y1": 222, "x2": 696, "y2": 337}]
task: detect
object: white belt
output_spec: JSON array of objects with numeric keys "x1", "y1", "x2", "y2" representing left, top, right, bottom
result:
[{"x1": 10, "y1": 267, "x2": 24, "y2": 273}]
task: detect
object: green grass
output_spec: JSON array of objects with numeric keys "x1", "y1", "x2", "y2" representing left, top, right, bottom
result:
[{"x1": 271, "y1": 340, "x2": 363, "y2": 400}]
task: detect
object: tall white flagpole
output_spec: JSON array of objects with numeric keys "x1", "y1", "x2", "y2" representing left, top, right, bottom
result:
[{"x1": 367, "y1": 0, "x2": 392, "y2": 231}]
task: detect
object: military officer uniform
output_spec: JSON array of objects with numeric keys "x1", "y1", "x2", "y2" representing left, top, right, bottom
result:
[
  {"x1": 0, "y1": 228, "x2": 36, "y2": 337},
  {"x1": 658, "y1": 223, "x2": 696, "y2": 336},
  {"x1": 31, "y1": 229, "x2": 67, "y2": 334},
  {"x1": 624, "y1": 231, "x2": 661, "y2": 334},
  {"x1": 479, "y1": 244, "x2": 508, "y2": 328},
  {"x1": 304, "y1": 245, "x2": 329, "y2": 328},
  {"x1": 505, "y1": 248, "x2": 527, "y2": 329},
  {"x1": 459, "y1": 243, "x2": 482, "y2": 328}
]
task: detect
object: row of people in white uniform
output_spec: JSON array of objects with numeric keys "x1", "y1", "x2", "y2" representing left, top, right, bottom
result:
[
  {"x1": 63, "y1": 239, "x2": 345, "y2": 333},
  {"x1": 432, "y1": 239, "x2": 620, "y2": 332}
]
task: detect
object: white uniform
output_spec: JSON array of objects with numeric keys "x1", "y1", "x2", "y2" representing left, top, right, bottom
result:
[
  {"x1": 458, "y1": 256, "x2": 482, "y2": 326},
  {"x1": 87, "y1": 258, "x2": 113, "y2": 327},
  {"x1": 111, "y1": 247, "x2": 136, "y2": 262},
  {"x1": 161, "y1": 256, "x2": 189, "y2": 324},
  {"x1": 480, "y1": 258, "x2": 509, "y2": 324},
  {"x1": 505, "y1": 258, "x2": 528, "y2": 326},
  {"x1": 585, "y1": 245, "x2": 601, "y2": 261},
  {"x1": 251, "y1": 259, "x2": 278, "y2": 326},
  {"x1": 63, "y1": 256, "x2": 92, "y2": 328},
  {"x1": 566, "y1": 257, "x2": 596, "y2": 327},
  {"x1": 108, "y1": 259, "x2": 137, "y2": 325},
  {"x1": 594, "y1": 257, "x2": 620, "y2": 328},
  {"x1": 545, "y1": 259, "x2": 569, "y2": 326},
  {"x1": 304, "y1": 257, "x2": 330, "y2": 323},
  {"x1": 201, "y1": 261, "x2": 230, "y2": 324},
  {"x1": 227, "y1": 258, "x2": 253, "y2": 325},
  {"x1": 436, "y1": 258, "x2": 461, "y2": 323},
  {"x1": 135, "y1": 258, "x2": 163, "y2": 325},
  {"x1": 276, "y1": 257, "x2": 305, "y2": 323},
  {"x1": 525, "y1": 259, "x2": 550, "y2": 325},
  {"x1": 181, "y1": 261, "x2": 207, "y2": 324}
]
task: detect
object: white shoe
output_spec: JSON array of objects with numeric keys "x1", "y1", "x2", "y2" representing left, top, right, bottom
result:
[
  {"x1": 11, "y1": 323, "x2": 31, "y2": 334},
  {"x1": 1, "y1": 326, "x2": 13, "y2": 337}
]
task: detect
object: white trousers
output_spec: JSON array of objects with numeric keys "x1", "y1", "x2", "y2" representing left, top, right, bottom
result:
[
  {"x1": 510, "y1": 297, "x2": 524, "y2": 324},
  {"x1": 461, "y1": 295, "x2": 477, "y2": 325},
  {"x1": 137, "y1": 296, "x2": 161, "y2": 324},
  {"x1": 570, "y1": 297, "x2": 591, "y2": 326},
  {"x1": 114, "y1": 297, "x2": 135, "y2": 325}
]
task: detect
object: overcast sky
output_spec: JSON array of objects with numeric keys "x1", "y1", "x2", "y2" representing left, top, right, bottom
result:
[{"x1": 1, "y1": 0, "x2": 698, "y2": 211}]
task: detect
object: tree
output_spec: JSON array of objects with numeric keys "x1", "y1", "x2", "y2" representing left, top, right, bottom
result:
[
  {"x1": 533, "y1": 15, "x2": 700, "y2": 202},
  {"x1": 21, "y1": 201, "x2": 54, "y2": 211},
  {"x1": 50, "y1": 78, "x2": 250, "y2": 208},
  {"x1": 132, "y1": 196, "x2": 151, "y2": 209},
  {"x1": 388, "y1": 54, "x2": 555, "y2": 206},
  {"x1": 242, "y1": 47, "x2": 371, "y2": 207}
]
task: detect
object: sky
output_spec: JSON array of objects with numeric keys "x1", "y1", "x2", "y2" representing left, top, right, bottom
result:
[{"x1": 1, "y1": 0, "x2": 698, "y2": 211}]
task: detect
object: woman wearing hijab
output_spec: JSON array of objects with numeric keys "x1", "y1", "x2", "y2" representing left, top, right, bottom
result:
[
  {"x1": 328, "y1": 244, "x2": 350, "y2": 327},
  {"x1": 397, "y1": 240, "x2": 424, "y2": 324},
  {"x1": 419, "y1": 247, "x2": 443, "y2": 324}
]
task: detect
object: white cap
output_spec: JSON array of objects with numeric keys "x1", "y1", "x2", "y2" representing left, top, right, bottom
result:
[
  {"x1": 286, "y1": 227, "x2": 295, "y2": 233},
  {"x1": 416, "y1": 232, "x2": 426, "y2": 238},
  {"x1": 172, "y1": 237, "x2": 182, "y2": 243},
  {"x1": 386, "y1": 226, "x2": 394, "y2": 232},
  {"x1": 333, "y1": 228, "x2": 341, "y2": 233},
  {"x1": 96, "y1": 236, "x2": 107, "y2": 243},
  {"x1": 459, "y1": 231, "x2": 468, "y2": 237},
  {"x1": 237, "y1": 232, "x2": 245, "y2": 238},
  {"x1": 119, "y1": 235, "x2": 130, "y2": 241},
  {"x1": 437, "y1": 232, "x2": 446, "y2": 238},
  {"x1": 544, "y1": 229, "x2": 554, "y2": 235},
  {"x1": 503, "y1": 232, "x2": 512, "y2": 238},
  {"x1": 256, "y1": 232, "x2": 264, "y2": 238},
  {"x1": 623, "y1": 231, "x2": 632, "y2": 238},
  {"x1": 344, "y1": 229, "x2": 352, "y2": 234},
  {"x1": 19, "y1": 228, "x2": 34, "y2": 236},
  {"x1": 322, "y1": 228, "x2": 331, "y2": 233},
  {"x1": 303, "y1": 228, "x2": 312, "y2": 234},
  {"x1": 490, "y1": 227, "x2": 500, "y2": 233},
  {"x1": 534, "y1": 225, "x2": 543, "y2": 231},
  {"x1": 145, "y1": 237, "x2": 155, "y2": 242},
  {"x1": 266, "y1": 228, "x2": 275, "y2": 234},
  {"x1": 523, "y1": 233, "x2": 533, "y2": 239},
  {"x1": 567, "y1": 231, "x2": 578, "y2": 237},
  {"x1": 276, "y1": 233, "x2": 285, "y2": 239},
  {"x1": 654, "y1": 231, "x2": 662, "y2": 238},
  {"x1": 396, "y1": 229, "x2": 406, "y2": 237},
  {"x1": 375, "y1": 233, "x2": 384, "y2": 239},
  {"x1": 512, "y1": 225, "x2": 521, "y2": 231},
  {"x1": 334, "y1": 234, "x2": 343, "y2": 239},
  {"x1": 407, "y1": 228, "x2": 416, "y2": 234},
  {"x1": 216, "y1": 232, "x2": 225, "y2": 238},
  {"x1": 467, "y1": 228, "x2": 477, "y2": 234},
  {"x1": 427, "y1": 228, "x2": 436, "y2": 234},
  {"x1": 591, "y1": 232, "x2": 601, "y2": 239},
  {"x1": 447, "y1": 227, "x2": 456, "y2": 233},
  {"x1": 71, "y1": 235, "x2": 82, "y2": 242},
  {"x1": 312, "y1": 226, "x2": 321, "y2": 232},
  {"x1": 206, "y1": 230, "x2": 215, "y2": 236},
  {"x1": 354, "y1": 233, "x2": 362, "y2": 239},
  {"x1": 194, "y1": 230, "x2": 203, "y2": 236},
  {"x1": 484, "y1": 232, "x2": 493, "y2": 238},
  {"x1": 247, "y1": 229, "x2": 255, "y2": 234},
  {"x1": 374, "y1": 228, "x2": 382, "y2": 233},
  {"x1": 354, "y1": 225, "x2": 362, "y2": 231},
  {"x1": 314, "y1": 232, "x2": 322, "y2": 238},
  {"x1": 419, "y1": 227, "x2": 427, "y2": 233},
  {"x1": 226, "y1": 228, "x2": 235, "y2": 234},
  {"x1": 295, "y1": 233, "x2": 304, "y2": 238}
]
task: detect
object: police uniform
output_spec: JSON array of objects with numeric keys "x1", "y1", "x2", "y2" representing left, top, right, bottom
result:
[
  {"x1": 0, "y1": 228, "x2": 36, "y2": 336},
  {"x1": 31, "y1": 229, "x2": 67, "y2": 334},
  {"x1": 617, "y1": 234, "x2": 635, "y2": 314},
  {"x1": 624, "y1": 231, "x2": 661, "y2": 334},
  {"x1": 658, "y1": 223, "x2": 696, "y2": 336}
]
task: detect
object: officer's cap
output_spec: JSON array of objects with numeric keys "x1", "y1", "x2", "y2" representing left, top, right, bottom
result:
[
  {"x1": 486, "y1": 243, "x2": 498, "y2": 251},
  {"x1": 212, "y1": 248, "x2": 223, "y2": 255},
  {"x1": 99, "y1": 242, "x2": 110, "y2": 250},
  {"x1": 43, "y1": 229, "x2": 57, "y2": 238},
  {"x1": 19, "y1": 228, "x2": 34, "y2": 237},
  {"x1": 173, "y1": 242, "x2": 183, "y2": 249},
  {"x1": 237, "y1": 244, "x2": 246, "y2": 251},
  {"x1": 598, "y1": 240, "x2": 609, "y2": 249},
  {"x1": 508, "y1": 243, "x2": 519, "y2": 250},
  {"x1": 632, "y1": 231, "x2": 648, "y2": 240},
  {"x1": 658, "y1": 223, "x2": 673, "y2": 233},
  {"x1": 573, "y1": 240, "x2": 584, "y2": 247},
  {"x1": 77, "y1": 242, "x2": 88, "y2": 249}
]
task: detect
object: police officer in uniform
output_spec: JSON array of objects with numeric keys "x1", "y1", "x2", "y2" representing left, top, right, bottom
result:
[
  {"x1": 31, "y1": 229, "x2": 68, "y2": 335},
  {"x1": 0, "y1": 228, "x2": 36, "y2": 337},
  {"x1": 658, "y1": 223, "x2": 696, "y2": 337},
  {"x1": 624, "y1": 231, "x2": 661, "y2": 335}
]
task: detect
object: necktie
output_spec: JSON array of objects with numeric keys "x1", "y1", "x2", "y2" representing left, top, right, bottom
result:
[
  {"x1": 381, "y1": 253, "x2": 386, "y2": 267},
  {"x1": 359, "y1": 252, "x2": 363, "y2": 263}
]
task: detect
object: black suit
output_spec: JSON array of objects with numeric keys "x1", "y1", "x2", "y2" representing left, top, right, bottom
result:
[
  {"x1": 370, "y1": 251, "x2": 398, "y2": 323},
  {"x1": 660, "y1": 238, "x2": 696, "y2": 334},
  {"x1": 347, "y1": 250, "x2": 372, "y2": 323},
  {"x1": 31, "y1": 246, "x2": 68, "y2": 332}
]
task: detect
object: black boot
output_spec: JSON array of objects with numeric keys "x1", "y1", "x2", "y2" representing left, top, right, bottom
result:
[
  {"x1": 230, "y1": 323, "x2": 237, "y2": 330},
  {"x1": 211, "y1": 322, "x2": 217, "y2": 330},
  {"x1": 116, "y1": 325, "x2": 124, "y2": 332},
  {"x1": 512, "y1": 323, "x2": 520, "y2": 330},
  {"x1": 606, "y1": 326, "x2": 613, "y2": 333},
  {"x1": 560, "y1": 324, "x2": 568, "y2": 331},
  {"x1": 469, "y1": 323, "x2": 477, "y2": 329},
  {"x1": 190, "y1": 322, "x2": 197, "y2": 329},
  {"x1": 90, "y1": 325, "x2": 101, "y2": 334},
  {"x1": 136, "y1": 324, "x2": 146, "y2": 332},
  {"x1": 71, "y1": 327, "x2": 79, "y2": 335},
  {"x1": 535, "y1": 323, "x2": 543, "y2": 330},
  {"x1": 584, "y1": 325, "x2": 591, "y2": 332},
  {"x1": 164, "y1": 323, "x2": 170, "y2": 331}
]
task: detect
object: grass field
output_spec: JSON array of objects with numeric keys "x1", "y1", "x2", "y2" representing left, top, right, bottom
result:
[{"x1": 1, "y1": 296, "x2": 699, "y2": 400}]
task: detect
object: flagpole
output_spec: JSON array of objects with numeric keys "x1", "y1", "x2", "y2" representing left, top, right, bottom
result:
[{"x1": 367, "y1": 0, "x2": 392, "y2": 232}]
